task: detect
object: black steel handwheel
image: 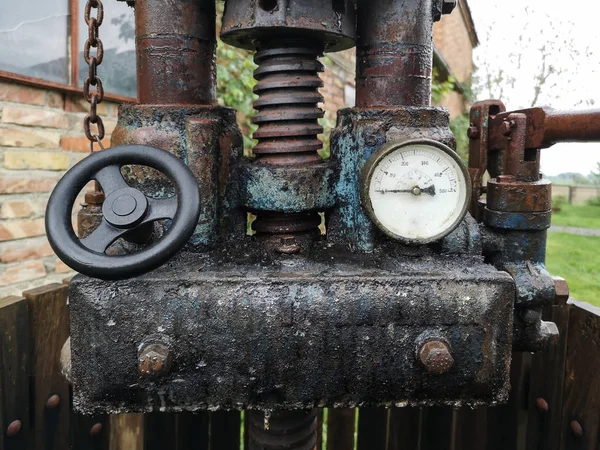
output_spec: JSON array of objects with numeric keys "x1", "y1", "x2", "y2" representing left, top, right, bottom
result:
[{"x1": 45, "y1": 145, "x2": 200, "y2": 280}]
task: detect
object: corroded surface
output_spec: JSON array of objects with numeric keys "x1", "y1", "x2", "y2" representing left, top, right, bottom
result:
[{"x1": 70, "y1": 250, "x2": 514, "y2": 414}]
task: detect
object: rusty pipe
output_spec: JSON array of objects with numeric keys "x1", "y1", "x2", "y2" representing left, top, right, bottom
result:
[
  {"x1": 490, "y1": 107, "x2": 600, "y2": 150},
  {"x1": 356, "y1": 0, "x2": 435, "y2": 108},
  {"x1": 135, "y1": 0, "x2": 216, "y2": 105},
  {"x1": 541, "y1": 109, "x2": 600, "y2": 147}
]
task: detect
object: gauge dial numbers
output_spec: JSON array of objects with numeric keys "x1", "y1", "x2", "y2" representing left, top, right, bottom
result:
[{"x1": 360, "y1": 140, "x2": 471, "y2": 245}]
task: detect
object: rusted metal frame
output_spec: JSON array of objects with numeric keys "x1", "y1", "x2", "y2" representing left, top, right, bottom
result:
[{"x1": 466, "y1": 100, "x2": 506, "y2": 220}]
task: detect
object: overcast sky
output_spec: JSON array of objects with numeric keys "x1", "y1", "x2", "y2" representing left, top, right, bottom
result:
[{"x1": 469, "y1": 0, "x2": 600, "y2": 176}]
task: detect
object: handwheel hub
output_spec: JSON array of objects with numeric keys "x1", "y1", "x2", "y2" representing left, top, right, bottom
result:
[{"x1": 103, "y1": 187, "x2": 148, "y2": 228}]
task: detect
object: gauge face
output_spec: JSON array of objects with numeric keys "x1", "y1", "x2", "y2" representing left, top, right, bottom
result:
[{"x1": 361, "y1": 140, "x2": 471, "y2": 244}]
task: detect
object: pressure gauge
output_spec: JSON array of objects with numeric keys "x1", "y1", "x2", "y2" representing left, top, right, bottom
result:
[{"x1": 361, "y1": 139, "x2": 471, "y2": 245}]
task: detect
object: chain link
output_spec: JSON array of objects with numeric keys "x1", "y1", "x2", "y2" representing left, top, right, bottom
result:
[{"x1": 83, "y1": 0, "x2": 105, "y2": 150}]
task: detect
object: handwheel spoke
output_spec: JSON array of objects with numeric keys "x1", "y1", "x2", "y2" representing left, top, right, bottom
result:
[
  {"x1": 93, "y1": 164, "x2": 129, "y2": 196},
  {"x1": 143, "y1": 197, "x2": 178, "y2": 222},
  {"x1": 80, "y1": 220, "x2": 128, "y2": 253}
]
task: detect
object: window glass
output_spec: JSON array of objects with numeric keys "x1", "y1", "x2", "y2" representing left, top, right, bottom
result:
[
  {"x1": 0, "y1": 0, "x2": 69, "y2": 84},
  {"x1": 78, "y1": 0, "x2": 136, "y2": 97}
]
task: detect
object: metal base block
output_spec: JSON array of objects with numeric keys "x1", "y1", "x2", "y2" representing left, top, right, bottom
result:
[{"x1": 69, "y1": 252, "x2": 514, "y2": 414}]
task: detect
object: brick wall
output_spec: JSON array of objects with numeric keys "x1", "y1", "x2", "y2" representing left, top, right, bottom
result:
[
  {"x1": 0, "y1": 81, "x2": 118, "y2": 297},
  {"x1": 433, "y1": 0, "x2": 477, "y2": 118}
]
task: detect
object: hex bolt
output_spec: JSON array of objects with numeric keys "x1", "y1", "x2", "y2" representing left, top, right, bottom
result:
[
  {"x1": 85, "y1": 191, "x2": 105, "y2": 205},
  {"x1": 138, "y1": 343, "x2": 172, "y2": 377},
  {"x1": 552, "y1": 276, "x2": 569, "y2": 305},
  {"x1": 535, "y1": 397, "x2": 549, "y2": 413},
  {"x1": 570, "y1": 420, "x2": 583, "y2": 438},
  {"x1": 46, "y1": 394, "x2": 61, "y2": 409},
  {"x1": 6, "y1": 420, "x2": 22, "y2": 437},
  {"x1": 90, "y1": 423, "x2": 103, "y2": 437},
  {"x1": 467, "y1": 126, "x2": 480, "y2": 140},
  {"x1": 502, "y1": 119, "x2": 516, "y2": 136},
  {"x1": 418, "y1": 340, "x2": 454, "y2": 375}
]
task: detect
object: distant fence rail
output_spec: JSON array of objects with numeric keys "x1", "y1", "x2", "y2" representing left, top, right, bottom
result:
[
  {"x1": 552, "y1": 184, "x2": 600, "y2": 205},
  {"x1": 1, "y1": 283, "x2": 599, "y2": 449}
]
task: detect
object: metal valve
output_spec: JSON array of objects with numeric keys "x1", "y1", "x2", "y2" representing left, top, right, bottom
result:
[{"x1": 45, "y1": 145, "x2": 201, "y2": 280}]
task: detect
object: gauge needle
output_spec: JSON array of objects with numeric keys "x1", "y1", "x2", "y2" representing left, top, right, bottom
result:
[{"x1": 376, "y1": 185, "x2": 436, "y2": 196}]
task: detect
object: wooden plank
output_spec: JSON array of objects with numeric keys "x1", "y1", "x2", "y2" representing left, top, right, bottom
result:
[
  {"x1": 525, "y1": 304, "x2": 570, "y2": 450},
  {"x1": 0, "y1": 297, "x2": 30, "y2": 450},
  {"x1": 560, "y1": 300, "x2": 600, "y2": 449},
  {"x1": 23, "y1": 284, "x2": 70, "y2": 450},
  {"x1": 71, "y1": 414, "x2": 110, "y2": 450},
  {"x1": 356, "y1": 408, "x2": 388, "y2": 450},
  {"x1": 326, "y1": 408, "x2": 355, "y2": 450},
  {"x1": 386, "y1": 407, "x2": 419, "y2": 450},
  {"x1": 316, "y1": 409, "x2": 323, "y2": 450},
  {"x1": 452, "y1": 407, "x2": 488, "y2": 450},
  {"x1": 419, "y1": 407, "x2": 453, "y2": 450},
  {"x1": 109, "y1": 414, "x2": 143, "y2": 450},
  {"x1": 209, "y1": 411, "x2": 240, "y2": 450},
  {"x1": 486, "y1": 351, "x2": 531, "y2": 450}
]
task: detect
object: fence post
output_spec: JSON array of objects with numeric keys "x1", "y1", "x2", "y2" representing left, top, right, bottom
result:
[
  {"x1": 0, "y1": 296, "x2": 31, "y2": 450},
  {"x1": 23, "y1": 284, "x2": 70, "y2": 450}
]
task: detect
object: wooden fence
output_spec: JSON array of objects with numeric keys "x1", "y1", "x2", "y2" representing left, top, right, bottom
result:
[{"x1": 1, "y1": 282, "x2": 598, "y2": 450}]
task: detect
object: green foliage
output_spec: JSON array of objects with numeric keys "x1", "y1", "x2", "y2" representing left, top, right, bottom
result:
[
  {"x1": 449, "y1": 114, "x2": 470, "y2": 164},
  {"x1": 546, "y1": 233, "x2": 600, "y2": 306},
  {"x1": 586, "y1": 196, "x2": 600, "y2": 207},
  {"x1": 216, "y1": 40, "x2": 257, "y2": 154},
  {"x1": 551, "y1": 204, "x2": 600, "y2": 229},
  {"x1": 552, "y1": 195, "x2": 568, "y2": 209},
  {"x1": 431, "y1": 67, "x2": 457, "y2": 104}
]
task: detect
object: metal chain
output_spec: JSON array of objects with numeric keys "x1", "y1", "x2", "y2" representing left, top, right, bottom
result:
[{"x1": 83, "y1": 0, "x2": 105, "y2": 152}]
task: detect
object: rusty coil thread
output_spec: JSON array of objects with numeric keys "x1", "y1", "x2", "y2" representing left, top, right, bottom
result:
[
  {"x1": 252, "y1": 41, "x2": 325, "y2": 166},
  {"x1": 248, "y1": 409, "x2": 318, "y2": 450}
]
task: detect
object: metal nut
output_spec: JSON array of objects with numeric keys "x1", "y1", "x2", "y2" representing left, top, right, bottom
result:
[
  {"x1": 138, "y1": 343, "x2": 172, "y2": 377},
  {"x1": 85, "y1": 191, "x2": 105, "y2": 205},
  {"x1": 418, "y1": 340, "x2": 454, "y2": 375},
  {"x1": 552, "y1": 276, "x2": 569, "y2": 305},
  {"x1": 442, "y1": 0, "x2": 457, "y2": 15}
]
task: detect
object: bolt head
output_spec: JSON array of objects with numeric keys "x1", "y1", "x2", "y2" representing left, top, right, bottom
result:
[
  {"x1": 90, "y1": 423, "x2": 103, "y2": 437},
  {"x1": 570, "y1": 420, "x2": 583, "y2": 438},
  {"x1": 6, "y1": 420, "x2": 22, "y2": 437},
  {"x1": 85, "y1": 191, "x2": 105, "y2": 205},
  {"x1": 442, "y1": 0, "x2": 457, "y2": 14},
  {"x1": 535, "y1": 397, "x2": 549, "y2": 413},
  {"x1": 552, "y1": 276, "x2": 569, "y2": 305},
  {"x1": 138, "y1": 344, "x2": 172, "y2": 377},
  {"x1": 467, "y1": 126, "x2": 480, "y2": 140},
  {"x1": 46, "y1": 394, "x2": 61, "y2": 409},
  {"x1": 419, "y1": 340, "x2": 454, "y2": 375},
  {"x1": 502, "y1": 120, "x2": 516, "y2": 136}
]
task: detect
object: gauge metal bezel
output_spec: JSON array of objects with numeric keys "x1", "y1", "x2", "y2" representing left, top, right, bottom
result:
[{"x1": 360, "y1": 139, "x2": 472, "y2": 245}]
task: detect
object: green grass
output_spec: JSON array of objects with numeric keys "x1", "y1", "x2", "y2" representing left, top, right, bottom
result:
[
  {"x1": 546, "y1": 233, "x2": 600, "y2": 306},
  {"x1": 551, "y1": 204, "x2": 600, "y2": 229}
]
